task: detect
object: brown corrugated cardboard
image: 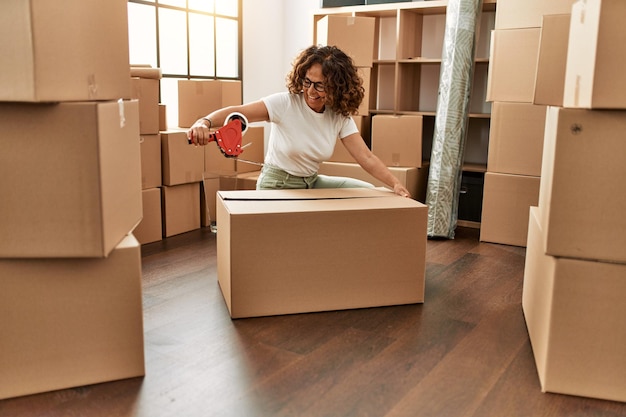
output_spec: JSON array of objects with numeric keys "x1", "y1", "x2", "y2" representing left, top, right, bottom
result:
[
  {"x1": 495, "y1": 0, "x2": 577, "y2": 29},
  {"x1": 329, "y1": 116, "x2": 371, "y2": 163},
  {"x1": 216, "y1": 188, "x2": 427, "y2": 318},
  {"x1": 134, "y1": 188, "x2": 163, "y2": 245},
  {"x1": 162, "y1": 182, "x2": 201, "y2": 237},
  {"x1": 318, "y1": 161, "x2": 429, "y2": 203},
  {"x1": 563, "y1": 0, "x2": 626, "y2": 109},
  {"x1": 131, "y1": 77, "x2": 160, "y2": 134},
  {"x1": 0, "y1": 100, "x2": 142, "y2": 258},
  {"x1": 533, "y1": 14, "x2": 570, "y2": 106},
  {"x1": 357, "y1": 67, "x2": 371, "y2": 115},
  {"x1": 161, "y1": 130, "x2": 205, "y2": 186},
  {"x1": 522, "y1": 207, "x2": 626, "y2": 402},
  {"x1": 0, "y1": 234, "x2": 145, "y2": 400},
  {"x1": 480, "y1": 172, "x2": 540, "y2": 247},
  {"x1": 140, "y1": 134, "x2": 162, "y2": 189},
  {"x1": 538, "y1": 106, "x2": 626, "y2": 264},
  {"x1": 177, "y1": 80, "x2": 242, "y2": 128},
  {"x1": 316, "y1": 15, "x2": 376, "y2": 67},
  {"x1": 486, "y1": 28, "x2": 541, "y2": 103},
  {"x1": 487, "y1": 102, "x2": 547, "y2": 176},
  {"x1": 0, "y1": 0, "x2": 131, "y2": 102},
  {"x1": 371, "y1": 115, "x2": 423, "y2": 167},
  {"x1": 159, "y1": 104, "x2": 167, "y2": 131}
]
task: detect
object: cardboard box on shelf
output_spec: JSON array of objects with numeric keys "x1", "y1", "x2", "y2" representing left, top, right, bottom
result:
[
  {"x1": 316, "y1": 15, "x2": 376, "y2": 67},
  {"x1": 358, "y1": 67, "x2": 371, "y2": 116},
  {"x1": 134, "y1": 188, "x2": 162, "y2": 245},
  {"x1": 538, "y1": 106, "x2": 626, "y2": 264},
  {"x1": 140, "y1": 134, "x2": 162, "y2": 189},
  {"x1": 494, "y1": 0, "x2": 577, "y2": 30},
  {"x1": 161, "y1": 130, "x2": 204, "y2": 186},
  {"x1": 177, "y1": 80, "x2": 242, "y2": 128},
  {"x1": 563, "y1": 0, "x2": 626, "y2": 109},
  {"x1": 480, "y1": 172, "x2": 540, "y2": 247},
  {"x1": 533, "y1": 14, "x2": 570, "y2": 107},
  {"x1": 162, "y1": 182, "x2": 201, "y2": 237},
  {"x1": 0, "y1": 0, "x2": 131, "y2": 102},
  {"x1": 371, "y1": 114, "x2": 423, "y2": 167},
  {"x1": 329, "y1": 116, "x2": 371, "y2": 163},
  {"x1": 318, "y1": 161, "x2": 429, "y2": 203},
  {"x1": 487, "y1": 102, "x2": 547, "y2": 177},
  {"x1": 216, "y1": 188, "x2": 427, "y2": 318},
  {"x1": 0, "y1": 234, "x2": 145, "y2": 400},
  {"x1": 486, "y1": 28, "x2": 541, "y2": 103},
  {"x1": 522, "y1": 207, "x2": 626, "y2": 403},
  {"x1": 0, "y1": 100, "x2": 142, "y2": 258}
]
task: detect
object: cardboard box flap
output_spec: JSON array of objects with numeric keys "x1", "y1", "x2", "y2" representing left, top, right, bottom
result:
[{"x1": 218, "y1": 187, "x2": 395, "y2": 202}]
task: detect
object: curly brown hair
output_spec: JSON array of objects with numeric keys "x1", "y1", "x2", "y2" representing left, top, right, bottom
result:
[{"x1": 286, "y1": 45, "x2": 364, "y2": 117}]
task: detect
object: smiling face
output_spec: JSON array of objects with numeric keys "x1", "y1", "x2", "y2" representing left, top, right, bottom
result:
[{"x1": 303, "y1": 63, "x2": 326, "y2": 113}]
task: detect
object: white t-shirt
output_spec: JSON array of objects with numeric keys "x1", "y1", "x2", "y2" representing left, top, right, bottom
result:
[{"x1": 261, "y1": 92, "x2": 359, "y2": 177}]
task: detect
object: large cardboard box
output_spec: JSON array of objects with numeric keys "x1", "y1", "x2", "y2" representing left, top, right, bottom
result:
[
  {"x1": 371, "y1": 115, "x2": 423, "y2": 167},
  {"x1": 177, "y1": 80, "x2": 242, "y2": 128},
  {"x1": 495, "y1": 0, "x2": 577, "y2": 30},
  {"x1": 538, "y1": 106, "x2": 626, "y2": 264},
  {"x1": 316, "y1": 15, "x2": 376, "y2": 67},
  {"x1": 487, "y1": 102, "x2": 547, "y2": 177},
  {"x1": 0, "y1": 234, "x2": 145, "y2": 400},
  {"x1": 319, "y1": 161, "x2": 429, "y2": 203},
  {"x1": 533, "y1": 14, "x2": 570, "y2": 107},
  {"x1": 216, "y1": 188, "x2": 427, "y2": 318},
  {"x1": 162, "y1": 182, "x2": 201, "y2": 237},
  {"x1": 0, "y1": 0, "x2": 131, "y2": 102},
  {"x1": 140, "y1": 134, "x2": 162, "y2": 189},
  {"x1": 357, "y1": 67, "x2": 371, "y2": 116},
  {"x1": 522, "y1": 207, "x2": 626, "y2": 402},
  {"x1": 486, "y1": 28, "x2": 541, "y2": 103},
  {"x1": 161, "y1": 130, "x2": 205, "y2": 186},
  {"x1": 134, "y1": 188, "x2": 163, "y2": 245},
  {"x1": 480, "y1": 172, "x2": 540, "y2": 247},
  {"x1": 0, "y1": 100, "x2": 142, "y2": 258},
  {"x1": 563, "y1": 0, "x2": 626, "y2": 109}
]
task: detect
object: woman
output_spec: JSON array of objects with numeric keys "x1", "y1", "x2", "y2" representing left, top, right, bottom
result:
[{"x1": 187, "y1": 45, "x2": 411, "y2": 198}]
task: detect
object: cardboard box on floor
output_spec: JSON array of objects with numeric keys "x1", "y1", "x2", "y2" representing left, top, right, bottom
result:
[
  {"x1": 216, "y1": 188, "x2": 427, "y2": 318},
  {"x1": 134, "y1": 188, "x2": 163, "y2": 245},
  {"x1": 177, "y1": 80, "x2": 242, "y2": 128},
  {"x1": 486, "y1": 28, "x2": 541, "y2": 103},
  {"x1": 538, "y1": 106, "x2": 626, "y2": 264},
  {"x1": 371, "y1": 115, "x2": 423, "y2": 167},
  {"x1": 0, "y1": 0, "x2": 131, "y2": 102},
  {"x1": 318, "y1": 161, "x2": 429, "y2": 203},
  {"x1": 0, "y1": 100, "x2": 142, "y2": 258},
  {"x1": 162, "y1": 182, "x2": 201, "y2": 237},
  {"x1": 522, "y1": 207, "x2": 626, "y2": 403},
  {"x1": 234, "y1": 125, "x2": 265, "y2": 174},
  {"x1": 487, "y1": 102, "x2": 547, "y2": 177},
  {"x1": 316, "y1": 15, "x2": 376, "y2": 67},
  {"x1": 533, "y1": 14, "x2": 570, "y2": 107},
  {"x1": 0, "y1": 234, "x2": 145, "y2": 400},
  {"x1": 494, "y1": 0, "x2": 577, "y2": 30},
  {"x1": 563, "y1": 0, "x2": 626, "y2": 109},
  {"x1": 480, "y1": 172, "x2": 540, "y2": 247},
  {"x1": 161, "y1": 130, "x2": 204, "y2": 186}
]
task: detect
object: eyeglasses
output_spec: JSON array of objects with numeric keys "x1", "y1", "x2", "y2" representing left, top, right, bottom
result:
[{"x1": 302, "y1": 77, "x2": 325, "y2": 92}]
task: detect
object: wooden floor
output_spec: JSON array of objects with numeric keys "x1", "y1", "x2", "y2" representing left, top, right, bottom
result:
[{"x1": 2, "y1": 226, "x2": 625, "y2": 417}]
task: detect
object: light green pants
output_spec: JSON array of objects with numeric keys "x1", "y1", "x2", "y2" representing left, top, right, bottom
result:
[{"x1": 256, "y1": 164, "x2": 374, "y2": 190}]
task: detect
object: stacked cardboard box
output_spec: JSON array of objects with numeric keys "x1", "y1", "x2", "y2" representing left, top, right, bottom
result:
[
  {"x1": 0, "y1": 0, "x2": 144, "y2": 400},
  {"x1": 521, "y1": 0, "x2": 626, "y2": 402},
  {"x1": 481, "y1": 0, "x2": 577, "y2": 247}
]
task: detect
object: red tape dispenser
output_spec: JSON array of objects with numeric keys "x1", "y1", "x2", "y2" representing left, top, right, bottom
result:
[{"x1": 189, "y1": 112, "x2": 248, "y2": 158}]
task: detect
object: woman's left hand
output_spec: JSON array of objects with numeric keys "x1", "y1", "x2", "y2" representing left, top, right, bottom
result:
[{"x1": 393, "y1": 183, "x2": 411, "y2": 198}]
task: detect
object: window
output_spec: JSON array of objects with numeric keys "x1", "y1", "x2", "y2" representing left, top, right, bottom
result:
[{"x1": 127, "y1": 0, "x2": 242, "y2": 128}]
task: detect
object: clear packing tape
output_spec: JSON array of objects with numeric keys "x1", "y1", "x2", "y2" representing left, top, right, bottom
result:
[{"x1": 426, "y1": 0, "x2": 483, "y2": 238}]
